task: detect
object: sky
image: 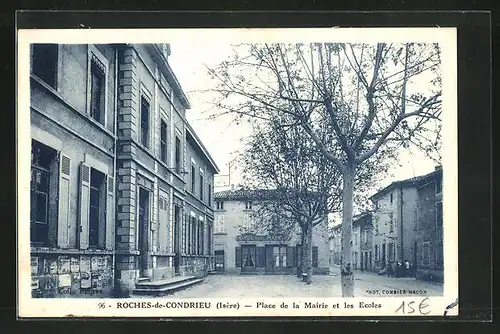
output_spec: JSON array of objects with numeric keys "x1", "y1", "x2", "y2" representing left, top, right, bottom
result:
[{"x1": 167, "y1": 42, "x2": 438, "y2": 196}]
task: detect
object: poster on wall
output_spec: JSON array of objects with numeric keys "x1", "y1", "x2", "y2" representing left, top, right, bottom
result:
[
  {"x1": 91, "y1": 257, "x2": 99, "y2": 271},
  {"x1": 80, "y1": 257, "x2": 91, "y2": 273},
  {"x1": 70, "y1": 257, "x2": 79, "y2": 273},
  {"x1": 98, "y1": 257, "x2": 106, "y2": 271},
  {"x1": 44, "y1": 259, "x2": 58, "y2": 275},
  {"x1": 58, "y1": 274, "x2": 71, "y2": 287},
  {"x1": 80, "y1": 272, "x2": 91, "y2": 289},
  {"x1": 31, "y1": 278, "x2": 39, "y2": 290},
  {"x1": 31, "y1": 257, "x2": 38, "y2": 276},
  {"x1": 58, "y1": 256, "x2": 71, "y2": 274},
  {"x1": 91, "y1": 273, "x2": 100, "y2": 289}
]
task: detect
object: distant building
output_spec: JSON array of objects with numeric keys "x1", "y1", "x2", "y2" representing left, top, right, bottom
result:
[
  {"x1": 414, "y1": 167, "x2": 443, "y2": 282},
  {"x1": 370, "y1": 175, "x2": 424, "y2": 273},
  {"x1": 352, "y1": 212, "x2": 373, "y2": 271},
  {"x1": 370, "y1": 167, "x2": 444, "y2": 279},
  {"x1": 329, "y1": 225, "x2": 341, "y2": 266},
  {"x1": 213, "y1": 189, "x2": 330, "y2": 275}
]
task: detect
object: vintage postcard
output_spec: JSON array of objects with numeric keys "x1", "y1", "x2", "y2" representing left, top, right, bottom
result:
[{"x1": 17, "y1": 27, "x2": 458, "y2": 318}]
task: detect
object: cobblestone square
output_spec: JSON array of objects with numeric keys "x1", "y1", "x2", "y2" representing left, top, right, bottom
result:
[{"x1": 169, "y1": 268, "x2": 443, "y2": 298}]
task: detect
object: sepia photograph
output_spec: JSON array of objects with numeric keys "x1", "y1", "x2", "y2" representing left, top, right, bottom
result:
[{"x1": 17, "y1": 27, "x2": 457, "y2": 317}]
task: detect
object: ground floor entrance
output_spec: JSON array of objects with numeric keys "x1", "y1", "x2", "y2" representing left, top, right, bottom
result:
[
  {"x1": 235, "y1": 244, "x2": 319, "y2": 274},
  {"x1": 214, "y1": 250, "x2": 225, "y2": 272}
]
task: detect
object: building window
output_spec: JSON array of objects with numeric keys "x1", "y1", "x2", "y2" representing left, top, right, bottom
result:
[
  {"x1": 90, "y1": 60, "x2": 105, "y2": 125},
  {"x1": 207, "y1": 224, "x2": 212, "y2": 255},
  {"x1": 182, "y1": 214, "x2": 188, "y2": 253},
  {"x1": 216, "y1": 201, "x2": 224, "y2": 210},
  {"x1": 242, "y1": 213, "x2": 254, "y2": 230},
  {"x1": 436, "y1": 177, "x2": 442, "y2": 194},
  {"x1": 140, "y1": 96, "x2": 150, "y2": 148},
  {"x1": 30, "y1": 141, "x2": 57, "y2": 246},
  {"x1": 272, "y1": 246, "x2": 287, "y2": 268},
  {"x1": 390, "y1": 192, "x2": 393, "y2": 204},
  {"x1": 160, "y1": 120, "x2": 168, "y2": 163},
  {"x1": 32, "y1": 44, "x2": 58, "y2": 89},
  {"x1": 191, "y1": 217, "x2": 196, "y2": 255},
  {"x1": 422, "y1": 241, "x2": 430, "y2": 267},
  {"x1": 245, "y1": 201, "x2": 252, "y2": 210},
  {"x1": 388, "y1": 242, "x2": 395, "y2": 262},
  {"x1": 436, "y1": 201, "x2": 443, "y2": 240},
  {"x1": 208, "y1": 184, "x2": 212, "y2": 206},
  {"x1": 354, "y1": 232, "x2": 358, "y2": 245},
  {"x1": 214, "y1": 216, "x2": 225, "y2": 234},
  {"x1": 199, "y1": 173, "x2": 204, "y2": 200},
  {"x1": 190, "y1": 164, "x2": 196, "y2": 193},
  {"x1": 198, "y1": 220, "x2": 205, "y2": 255},
  {"x1": 374, "y1": 245, "x2": 380, "y2": 261},
  {"x1": 389, "y1": 212, "x2": 394, "y2": 233},
  {"x1": 89, "y1": 168, "x2": 105, "y2": 248},
  {"x1": 175, "y1": 136, "x2": 181, "y2": 174}
]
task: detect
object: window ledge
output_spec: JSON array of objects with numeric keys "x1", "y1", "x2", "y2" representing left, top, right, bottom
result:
[
  {"x1": 31, "y1": 247, "x2": 114, "y2": 255},
  {"x1": 214, "y1": 232, "x2": 227, "y2": 236},
  {"x1": 181, "y1": 254, "x2": 211, "y2": 258}
]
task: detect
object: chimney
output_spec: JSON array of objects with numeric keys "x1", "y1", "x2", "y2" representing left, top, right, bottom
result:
[
  {"x1": 231, "y1": 184, "x2": 235, "y2": 191},
  {"x1": 435, "y1": 165, "x2": 443, "y2": 171}
]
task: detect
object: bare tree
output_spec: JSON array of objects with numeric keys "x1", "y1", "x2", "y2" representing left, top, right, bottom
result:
[
  {"x1": 239, "y1": 116, "x2": 342, "y2": 284},
  {"x1": 206, "y1": 42, "x2": 442, "y2": 296}
]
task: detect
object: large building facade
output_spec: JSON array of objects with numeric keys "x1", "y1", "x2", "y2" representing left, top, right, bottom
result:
[
  {"x1": 370, "y1": 176, "x2": 421, "y2": 273},
  {"x1": 212, "y1": 189, "x2": 330, "y2": 275},
  {"x1": 30, "y1": 44, "x2": 118, "y2": 298},
  {"x1": 113, "y1": 44, "x2": 218, "y2": 295},
  {"x1": 370, "y1": 167, "x2": 443, "y2": 282},
  {"x1": 29, "y1": 43, "x2": 218, "y2": 298},
  {"x1": 351, "y1": 213, "x2": 373, "y2": 272},
  {"x1": 414, "y1": 167, "x2": 443, "y2": 282}
]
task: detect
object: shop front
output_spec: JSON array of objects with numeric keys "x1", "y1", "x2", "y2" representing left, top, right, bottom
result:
[{"x1": 234, "y1": 233, "x2": 314, "y2": 275}]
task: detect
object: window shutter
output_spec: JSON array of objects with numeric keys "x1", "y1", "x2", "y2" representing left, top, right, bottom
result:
[
  {"x1": 256, "y1": 246, "x2": 265, "y2": 267},
  {"x1": 105, "y1": 175, "x2": 115, "y2": 250},
  {"x1": 235, "y1": 247, "x2": 241, "y2": 267},
  {"x1": 79, "y1": 163, "x2": 91, "y2": 250},
  {"x1": 312, "y1": 246, "x2": 319, "y2": 268},
  {"x1": 57, "y1": 154, "x2": 71, "y2": 248},
  {"x1": 287, "y1": 246, "x2": 295, "y2": 267}
]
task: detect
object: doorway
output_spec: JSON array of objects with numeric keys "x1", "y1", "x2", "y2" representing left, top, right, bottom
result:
[
  {"x1": 214, "y1": 250, "x2": 225, "y2": 272},
  {"x1": 382, "y1": 243, "x2": 386, "y2": 265},
  {"x1": 241, "y1": 245, "x2": 256, "y2": 273},
  {"x1": 138, "y1": 188, "x2": 150, "y2": 276}
]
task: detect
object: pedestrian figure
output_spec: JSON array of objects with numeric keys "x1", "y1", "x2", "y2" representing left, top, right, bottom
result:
[
  {"x1": 404, "y1": 260, "x2": 410, "y2": 277},
  {"x1": 394, "y1": 261, "x2": 401, "y2": 277},
  {"x1": 386, "y1": 263, "x2": 393, "y2": 277}
]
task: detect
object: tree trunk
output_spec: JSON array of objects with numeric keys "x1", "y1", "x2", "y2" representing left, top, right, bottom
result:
[
  {"x1": 305, "y1": 219, "x2": 314, "y2": 285},
  {"x1": 340, "y1": 163, "x2": 355, "y2": 297},
  {"x1": 302, "y1": 222, "x2": 311, "y2": 283},
  {"x1": 297, "y1": 225, "x2": 306, "y2": 278}
]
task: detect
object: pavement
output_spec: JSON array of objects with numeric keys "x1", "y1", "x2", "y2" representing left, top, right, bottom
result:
[{"x1": 168, "y1": 267, "x2": 443, "y2": 298}]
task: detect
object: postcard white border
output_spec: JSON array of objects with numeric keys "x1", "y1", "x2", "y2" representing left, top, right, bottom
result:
[{"x1": 17, "y1": 27, "x2": 458, "y2": 318}]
